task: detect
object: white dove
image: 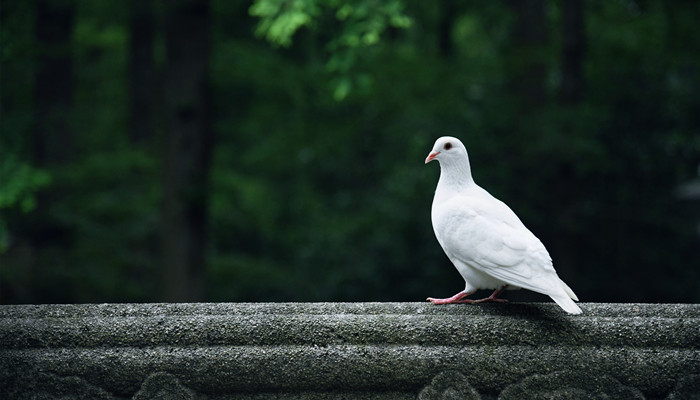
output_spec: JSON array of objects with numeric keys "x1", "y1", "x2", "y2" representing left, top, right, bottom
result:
[{"x1": 425, "y1": 136, "x2": 582, "y2": 314}]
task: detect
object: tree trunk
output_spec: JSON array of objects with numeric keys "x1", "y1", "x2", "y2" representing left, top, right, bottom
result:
[
  {"x1": 438, "y1": 1, "x2": 455, "y2": 58},
  {"x1": 161, "y1": 0, "x2": 212, "y2": 302},
  {"x1": 507, "y1": 0, "x2": 548, "y2": 110},
  {"x1": 553, "y1": 0, "x2": 586, "y2": 284},
  {"x1": 33, "y1": 0, "x2": 75, "y2": 165},
  {"x1": 128, "y1": 0, "x2": 156, "y2": 144},
  {"x1": 559, "y1": 0, "x2": 585, "y2": 104}
]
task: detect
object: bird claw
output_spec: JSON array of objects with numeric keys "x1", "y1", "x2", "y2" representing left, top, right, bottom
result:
[
  {"x1": 427, "y1": 297, "x2": 455, "y2": 305},
  {"x1": 426, "y1": 293, "x2": 476, "y2": 305},
  {"x1": 427, "y1": 288, "x2": 508, "y2": 305},
  {"x1": 473, "y1": 297, "x2": 508, "y2": 304}
]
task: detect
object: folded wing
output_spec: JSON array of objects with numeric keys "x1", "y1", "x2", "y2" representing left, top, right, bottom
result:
[{"x1": 437, "y1": 193, "x2": 578, "y2": 304}]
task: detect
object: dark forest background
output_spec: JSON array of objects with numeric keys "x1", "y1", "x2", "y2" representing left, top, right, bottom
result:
[{"x1": 1, "y1": 0, "x2": 699, "y2": 305}]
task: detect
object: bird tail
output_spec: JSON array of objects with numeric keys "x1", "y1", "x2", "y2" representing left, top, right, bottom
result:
[
  {"x1": 559, "y1": 279, "x2": 579, "y2": 301},
  {"x1": 550, "y1": 293, "x2": 582, "y2": 315}
]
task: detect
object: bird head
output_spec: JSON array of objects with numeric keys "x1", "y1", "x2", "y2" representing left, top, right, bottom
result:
[{"x1": 425, "y1": 136, "x2": 467, "y2": 164}]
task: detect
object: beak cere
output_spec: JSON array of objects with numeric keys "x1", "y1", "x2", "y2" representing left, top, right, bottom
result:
[{"x1": 425, "y1": 151, "x2": 440, "y2": 164}]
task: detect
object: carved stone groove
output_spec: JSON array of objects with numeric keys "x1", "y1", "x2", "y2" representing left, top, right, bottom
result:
[{"x1": 1, "y1": 302, "x2": 698, "y2": 399}]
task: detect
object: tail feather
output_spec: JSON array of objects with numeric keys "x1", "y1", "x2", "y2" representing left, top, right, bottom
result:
[
  {"x1": 550, "y1": 293, "x2": 582, "y2": 315},
  {"x1": 560, "y1": 279, "x2": 579, "y2": 301}
]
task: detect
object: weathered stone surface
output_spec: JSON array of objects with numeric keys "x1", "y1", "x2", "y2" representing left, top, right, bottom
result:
[
  {"x1": 418, "y1": 371, "x2": 481, "y2": 400},
  {"x1": 665, "y1": 374, "x2": 700, "y2": 400},
  {"x1": 498, "y1": 370, "x2": 645, "y2": 400},
  {"x1": 132, "y1": 373, "x2": 199, "y2": 400},
  {"x1": 0, "y1": 302, "x2": 698, "y2": 399}
]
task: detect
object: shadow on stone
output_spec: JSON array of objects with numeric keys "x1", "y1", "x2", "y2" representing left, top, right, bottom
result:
[{"x1": 477, "y1": 302, "x2": 582, "y2": 340}]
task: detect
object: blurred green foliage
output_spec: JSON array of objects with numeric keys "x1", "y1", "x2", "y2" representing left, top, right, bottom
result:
[
  {"x1": 0, "y1": 159, "x2": 50, "y2": 214},
  {"x1": 1, "y1": 0, "x2": 699, "y2": 304},
  {"x1": 251, "y1": 0, "x2": 412, "y2": 100},
  {"x1": 0, "y1": 158, "x2": 51, "y2": 252}
]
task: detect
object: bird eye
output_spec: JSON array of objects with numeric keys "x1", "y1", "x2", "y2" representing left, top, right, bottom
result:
[{"x1": 443, "y1": 142, "x2": 452, "y2": 150}]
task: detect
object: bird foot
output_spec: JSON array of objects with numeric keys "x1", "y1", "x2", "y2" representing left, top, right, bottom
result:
[
  {"x1": 427, "y1": 297, "x2": 474, "y2": 305},
  {"x1": 427, "y1": 287, "x2": 509, "y2": 305},
  {"x1": 472, "y1": 287, "x2": 509, "y2": 303},
  {"x1": 472, "y1": 297, "x2": 509, "y2": 304},
  {"x1": 426, "y1": 291, "x2": 475, "y2": 305}
]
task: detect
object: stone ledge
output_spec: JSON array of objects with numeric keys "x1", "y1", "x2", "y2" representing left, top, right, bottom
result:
[{"x1": 1, "y1": 302, "x2": 698, "y2": 399}]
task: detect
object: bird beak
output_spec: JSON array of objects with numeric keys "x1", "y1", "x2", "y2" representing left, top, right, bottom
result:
[{"x1": 425, "y1": 151, "x2": 440, "y2": 164}]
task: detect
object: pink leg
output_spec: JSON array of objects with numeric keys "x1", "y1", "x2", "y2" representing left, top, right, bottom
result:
[
  {"x1": 426, "y1": 291, "x2": 476, "y2": 305},
  {"x1": 472, "y1": 285, "x2": 509, "y2": 303}
]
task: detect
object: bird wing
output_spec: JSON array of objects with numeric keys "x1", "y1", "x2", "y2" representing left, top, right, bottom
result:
[{"x1": 435, "y1": 193, "x2": 565, "y2": 297}]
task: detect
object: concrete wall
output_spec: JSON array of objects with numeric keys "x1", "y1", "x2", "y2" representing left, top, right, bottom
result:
[{"x1": 1, "y1": 302, "x2": 698, "y2": 399}]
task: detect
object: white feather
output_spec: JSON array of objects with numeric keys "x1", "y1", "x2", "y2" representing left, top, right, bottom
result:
[{"x1": 427, "y1": 136, "x2": 581, "y2": 314}]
